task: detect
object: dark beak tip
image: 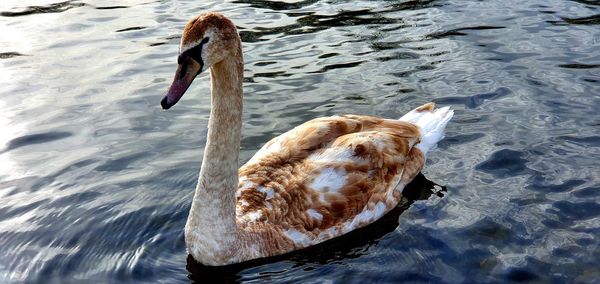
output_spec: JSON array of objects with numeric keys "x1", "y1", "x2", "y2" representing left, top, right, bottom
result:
[{"x1": 160, "y1": 96, "x2": 172, "y2": 110}]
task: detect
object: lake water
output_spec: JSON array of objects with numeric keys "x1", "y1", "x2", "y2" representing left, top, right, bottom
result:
[{"x1": 1, "y1": 0, "x2": 599, "y2": 282}]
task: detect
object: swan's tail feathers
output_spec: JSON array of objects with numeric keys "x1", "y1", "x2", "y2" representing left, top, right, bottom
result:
[{"x1": 399, "y1": 103, "x2": 453, "y2": 156}]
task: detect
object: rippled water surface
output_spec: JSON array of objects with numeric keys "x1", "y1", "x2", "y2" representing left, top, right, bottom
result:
[{"x1": 1, "y1": 0, "x2": 600, "y2": 282}]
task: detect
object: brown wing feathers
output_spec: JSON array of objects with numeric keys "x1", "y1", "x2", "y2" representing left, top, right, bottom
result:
[{"x1": 236, "y1": 115, "x2": 424, "y2": 242}]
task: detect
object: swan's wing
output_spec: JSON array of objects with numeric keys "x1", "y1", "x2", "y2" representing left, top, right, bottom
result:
[{"x1": 236, "y1": 115, "x2": 425, "y2": 247}]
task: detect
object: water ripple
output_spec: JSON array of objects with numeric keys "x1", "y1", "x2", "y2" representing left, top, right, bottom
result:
[
  {"x1": 434, "y1": 87, "x2": 512, "y2": 109},
  {"x1": 1, "y1": 131, "x2": 72, "y2": 153},
  {"x1": 115, "y1": 26, "x2": 147, "y2": 33},
  {"x1": 561, "y1": 14, "x2": 600, "y2": 25},
  {"x1": 558, "y1": 63, "x2": 600, "y2": 69},
  {"x1": 476, "y1": 149, "x2": 531, "y2": 178},
  {"x1": 95, "y1": 6, "x2": 130, "y2": 10},
  {"x1": 427, "y1": 25, "x2": 505, "y2": 39},
  {"x1": 0, "y1": 1, "x2": 85, "y2": 17},
  {"x1": 0, "y1": 52, "x2": 27, "y2": 59}
]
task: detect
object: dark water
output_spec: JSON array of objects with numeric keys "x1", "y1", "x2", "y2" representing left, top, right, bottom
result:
[{"x1": 1, "y1": 0, "x2": 599, "y2": 282}]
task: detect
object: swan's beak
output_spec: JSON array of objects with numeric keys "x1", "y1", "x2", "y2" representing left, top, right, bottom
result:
[{"x1": 161, "y1": 59, "x2": 202, "y2": 110}]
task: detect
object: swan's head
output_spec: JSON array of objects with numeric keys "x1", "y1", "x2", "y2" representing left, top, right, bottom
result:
[{"x1": 161, "y1": 12, "x2": 240, "y2": 110}]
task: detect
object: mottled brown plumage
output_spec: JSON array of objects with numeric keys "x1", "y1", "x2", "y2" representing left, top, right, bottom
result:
[
  {"x1": 161, "y1": 12, "x2": 453, "y2": 266},
  {"x1": 236, "y1": 115, "x2": 421, "y2": 229}
]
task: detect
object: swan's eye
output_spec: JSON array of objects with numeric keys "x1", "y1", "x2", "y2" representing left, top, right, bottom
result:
[
  {"x1": 189, "y1": 38, "x2": 210, "y2": 64},
  {"x1": 177, "y1": 37, "x2": 210, "y2": 65}
]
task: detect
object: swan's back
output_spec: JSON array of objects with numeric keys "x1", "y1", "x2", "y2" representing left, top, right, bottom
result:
[{"x1": 235, "y1": 114, "x2": 427, "y2": 248}]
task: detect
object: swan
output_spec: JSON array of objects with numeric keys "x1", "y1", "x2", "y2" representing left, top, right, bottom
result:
[{"x1": 160, "y1": 12, "x2": 453, "y2": 266}]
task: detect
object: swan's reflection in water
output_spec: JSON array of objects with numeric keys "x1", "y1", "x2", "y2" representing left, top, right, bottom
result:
[{"x1": 186, "y1": 173, "x2": 446, "y2": 283}]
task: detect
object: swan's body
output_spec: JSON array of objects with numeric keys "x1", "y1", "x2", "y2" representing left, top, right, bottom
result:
[{"x1": 161, "y1": 12, "x2": 453, "y2": 266}]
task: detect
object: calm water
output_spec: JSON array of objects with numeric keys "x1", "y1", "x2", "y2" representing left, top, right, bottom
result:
[{"x1": 1, "y1": 0, "x2": 600, "y2": 282}]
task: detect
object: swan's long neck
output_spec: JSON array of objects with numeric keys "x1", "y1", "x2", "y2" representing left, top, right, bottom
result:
[{"x1": 185, "y1": 47, "x2": 244, "y2": 264}]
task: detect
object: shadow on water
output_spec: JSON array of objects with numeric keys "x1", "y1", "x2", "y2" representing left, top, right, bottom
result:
[{"x1": 186, "y1": 173, "x2": 446, "y2": 283}]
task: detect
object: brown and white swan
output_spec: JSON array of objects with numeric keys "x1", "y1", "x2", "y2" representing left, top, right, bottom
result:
[{"x1": 160, "y1": 12, "x2": 453, "y2": 266}]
